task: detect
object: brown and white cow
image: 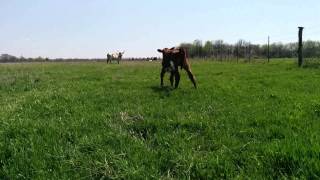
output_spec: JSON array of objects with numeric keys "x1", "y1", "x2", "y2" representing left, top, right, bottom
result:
[
  {"x1": 107, "y1": 51, "x2": 125, "y2": 64},
  {"x1": 157, "y1": 47, "x2": 197, "y2": 89}
]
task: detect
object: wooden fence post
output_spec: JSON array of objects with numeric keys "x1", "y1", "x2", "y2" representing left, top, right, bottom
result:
[
  {"x1": 249, "y1": 42, "x2": 251, "y2": 62},
  {"x1": 268, "y1": 36, "x2": 270, "y2": 62},
  {"x1": 237, "y1": 44, "x2": 239, "y2": 63},
  {"x1": 298, "y1": 27, "x2": 304, "y2": 67}
]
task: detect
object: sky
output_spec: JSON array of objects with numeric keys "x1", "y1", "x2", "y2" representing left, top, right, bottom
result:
[{"x1": 1, "y1": 0, "x2": 320, "y2": 58}]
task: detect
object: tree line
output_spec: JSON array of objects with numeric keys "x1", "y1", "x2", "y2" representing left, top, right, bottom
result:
[
  {"x1": 180, "y1": 40, "x2": 320, "y2": 60},
  {"x1": 0, "y1": 54, "x2": 158, "y2": 63}
]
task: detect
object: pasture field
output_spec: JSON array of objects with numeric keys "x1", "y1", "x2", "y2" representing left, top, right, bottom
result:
[{"x1": 0, "y1": 59, "x2": 320, "y2": 179}]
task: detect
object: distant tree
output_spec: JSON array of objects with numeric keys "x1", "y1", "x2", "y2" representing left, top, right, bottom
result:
[
  {"x1": 0, "y1": 54, "x2": 18, "y2": 62},
  {"x1": 203, "y1": 41, "x2": 214, "y2": 58},
  {"x1": 193, "y1": 39, "x2": 203, "y2": 58},
  {"x1": 213, "y1": 40, "x2": 223, "y2": 60},
  {"x1": 304, "y1": 40, "x2": 320, "y2": 58},
  {"x1": 179, "y1": 39, "x2": 320, "y2": 60},
  {"x1": 180, "y1": 43, "x2": 193, "y2": 57}
]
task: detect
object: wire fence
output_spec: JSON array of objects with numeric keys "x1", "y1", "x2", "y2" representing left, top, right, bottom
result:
[{"x1": 179, "y1": 26, "x2": 320, "y2": 65}]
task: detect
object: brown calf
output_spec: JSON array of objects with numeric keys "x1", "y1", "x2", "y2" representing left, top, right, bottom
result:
[{"x1": 157, "y1": 47, "x2": 197, "y2": 89}]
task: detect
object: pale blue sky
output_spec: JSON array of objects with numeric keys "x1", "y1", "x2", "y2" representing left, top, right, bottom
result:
[{"x1": 1, "y1": 0, "x2": 320, "y2": 58}]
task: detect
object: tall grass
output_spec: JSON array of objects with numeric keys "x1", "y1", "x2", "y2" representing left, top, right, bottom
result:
[{"x1": 0, "y1": 60, "x2": 319, "y2": 179}]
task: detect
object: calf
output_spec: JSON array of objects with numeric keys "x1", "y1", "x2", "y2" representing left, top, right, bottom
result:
[{"x1": 157, "y1": 47, "x2": 197, "y2": 88}]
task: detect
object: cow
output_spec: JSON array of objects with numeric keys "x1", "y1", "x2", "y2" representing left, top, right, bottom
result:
[
  {"x1": 107, "y1": 51, "x2": 125, "y2": 64},
  {"x1": 107, "y1": 53, "x2": 112, "y2": 63},
  {"x1": 157, "y1": 47, "x2": 197, "y2": 89}
]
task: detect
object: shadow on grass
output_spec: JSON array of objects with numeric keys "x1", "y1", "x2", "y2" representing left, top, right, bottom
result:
[{"x1": 150, "y1": 85, "x2": 174, "y2": 98}]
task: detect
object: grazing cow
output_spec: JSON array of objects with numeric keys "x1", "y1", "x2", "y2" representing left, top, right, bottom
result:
[
  {"x1": 107, "y1": 53, "x2": 112, "y2": 63},
  {"x1": 107, "y1": 51, "x2": 125, "y2": 64},
  {"x1": 157, "y1": 47, "x2": 197, "y2": 89}
]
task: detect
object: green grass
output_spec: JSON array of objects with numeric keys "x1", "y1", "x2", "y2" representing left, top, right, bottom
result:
[{"x1": 0, "y1": 60, "x2": 320, "y2": 179}]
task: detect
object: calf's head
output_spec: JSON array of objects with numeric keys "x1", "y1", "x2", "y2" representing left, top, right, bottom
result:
[{"x1": 157, "y1": 48, "x2": 177, "y2": 72}]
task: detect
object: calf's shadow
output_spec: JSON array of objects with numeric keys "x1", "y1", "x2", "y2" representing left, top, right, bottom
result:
[{"x1": 150, "y1": 85, "x2": 174, "y2": 98}]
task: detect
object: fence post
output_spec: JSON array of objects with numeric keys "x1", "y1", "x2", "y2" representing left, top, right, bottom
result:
[
  {"x1": 268, "y1": 36, "x2": 270, "y2": 62},
  {"x1": 248, "y1": 42, "x2": 251, "y2": 62},
  {"x1": 237, "y1": 44, "x2": 239, "y2": 63},
  {"x1": 298, "y1": 27, "x2": 304, "y2": 67}
]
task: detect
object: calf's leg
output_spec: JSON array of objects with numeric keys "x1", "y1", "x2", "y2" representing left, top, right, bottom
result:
[
  {"x1": 160, "y1": 68, "x2": 165, "y2": 87},
  {"x1": 184, "y1": 66, "x2": 197, "y2": 88},
  {"x1": 174, "y1": 70, "x2": 180, "y2": 88},
  {"x1": 170, "y1": 72, "x2": 174, "y2": 87}
]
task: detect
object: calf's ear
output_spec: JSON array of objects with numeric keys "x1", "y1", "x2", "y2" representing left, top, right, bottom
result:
[{"x1": 157, "y1": 49, "x2": 163, "y2": 53}]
